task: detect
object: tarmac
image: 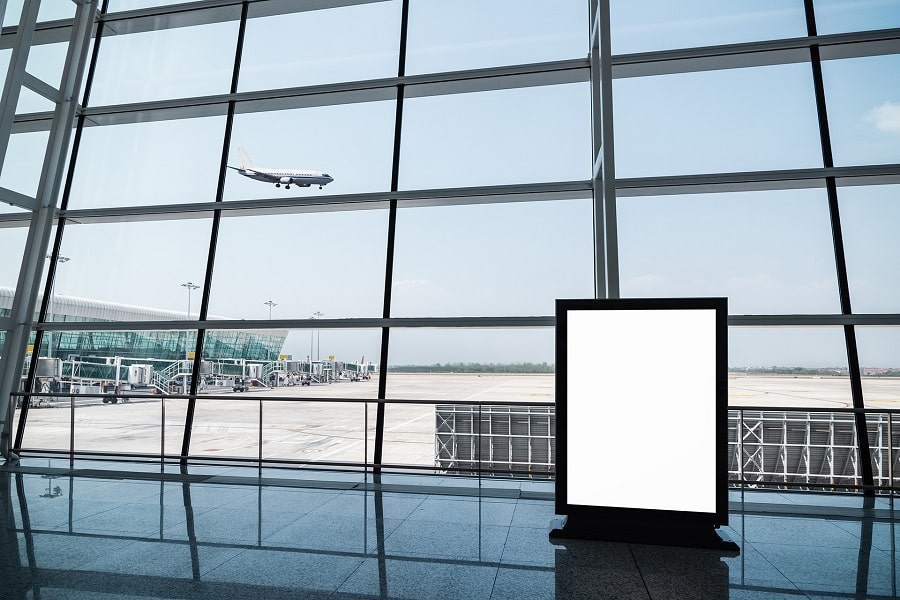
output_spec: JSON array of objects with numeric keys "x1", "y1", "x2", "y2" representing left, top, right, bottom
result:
[{"x1": 13, "y1": 374, "x2": 899, "y2": 467}]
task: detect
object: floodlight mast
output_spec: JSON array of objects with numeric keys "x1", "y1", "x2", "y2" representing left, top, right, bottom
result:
[
  {"x1": 264, "y1": 300, "x2": 277, "y2": 320},
  {"x1": 181, "y1": 282, "x2": 200, "y2": 318}
]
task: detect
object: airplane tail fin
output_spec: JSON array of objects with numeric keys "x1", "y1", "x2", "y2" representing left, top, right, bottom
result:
[{"x1": 237, "y1": 147, "x2": 254, "y2": 169}]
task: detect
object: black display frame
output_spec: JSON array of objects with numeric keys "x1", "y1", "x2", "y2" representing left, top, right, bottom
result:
[{"x1": 554, "y1": 297, "x2": 730, "y2": 543}]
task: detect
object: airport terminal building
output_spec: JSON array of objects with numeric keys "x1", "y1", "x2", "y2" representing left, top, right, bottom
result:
[{"x1": 1, "y1": 1, "x2": 899, "y2": 598}]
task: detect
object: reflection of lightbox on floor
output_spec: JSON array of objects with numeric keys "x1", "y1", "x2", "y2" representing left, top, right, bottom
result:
[{"x1": 551, "y1": 297, "x2": 737, "y2": 551}]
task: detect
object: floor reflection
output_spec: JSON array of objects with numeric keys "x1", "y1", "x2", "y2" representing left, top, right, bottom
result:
[{"x1": 0, "y1": 463, "x2": 896, "y2": 599}]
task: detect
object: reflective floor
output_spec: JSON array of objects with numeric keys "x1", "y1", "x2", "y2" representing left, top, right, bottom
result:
[{"x1": 0, "y1": 459, "x2": 897, "y2": 599}]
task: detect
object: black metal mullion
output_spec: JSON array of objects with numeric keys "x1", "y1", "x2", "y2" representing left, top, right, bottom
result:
[
  {"x1": 804, "y1": 0, "x2": 874, "y2": 495},
  {"x1": 181, "y1": 0, "x2": 249, "y2": 464},
  {"x1": 374, "y1": 0, "x2": 410, "y2": 471}
]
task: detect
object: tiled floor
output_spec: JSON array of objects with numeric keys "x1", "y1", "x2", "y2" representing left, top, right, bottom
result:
[{"x1": 0, "y1": 459, "x2": 896, "y2": 599}]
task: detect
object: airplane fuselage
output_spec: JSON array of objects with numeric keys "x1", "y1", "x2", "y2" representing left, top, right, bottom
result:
[{"x1": 237, "y1": 167, "x2": 333, "y2": 188}]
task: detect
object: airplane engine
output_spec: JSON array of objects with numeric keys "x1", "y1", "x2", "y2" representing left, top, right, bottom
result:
[{"x1": 280, "y1": 176, "x2": 292, "y2": 184}]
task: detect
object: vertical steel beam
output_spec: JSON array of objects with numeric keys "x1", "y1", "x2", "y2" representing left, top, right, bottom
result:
[
  {"x1": 590, "y1": 0, "x2": 618, "y2": 299},
  {"x1": 374, "y1": 0, "x2": 410, "y2": 472},
  {"x1": 181, "y1": 0, "x2": 249, "y2": 464},
  {"x1": 804, "y1": 0, "x2": 874, "y2": 495},
  {"x1": 1, "y1": 0, "x2": 97, "y2": 461}
]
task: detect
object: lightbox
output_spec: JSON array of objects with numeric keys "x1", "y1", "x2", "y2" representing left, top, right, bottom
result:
[{"x1": 553, "y1": 297, "x2": 732, "y2": 548}]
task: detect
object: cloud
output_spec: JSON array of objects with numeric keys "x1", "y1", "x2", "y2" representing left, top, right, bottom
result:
[{"x1": 866, "y1": 101, "x2": 900, "y2": 134}]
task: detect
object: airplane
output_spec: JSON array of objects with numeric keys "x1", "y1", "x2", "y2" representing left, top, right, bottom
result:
[{"x1": 227, "y1": 147, "x2": 334, "y2": 190}]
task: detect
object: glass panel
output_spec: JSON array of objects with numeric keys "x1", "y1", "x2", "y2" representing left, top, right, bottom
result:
[
  {"x1": 26, "y1": 41, "x2": 69, "y2": 89},
  {"x1": 384, "y1": 328, "x2": 554, "y2": 474},
  {"x1": 190, "y1": 396, "x2": 258, "y2": 460},
  {"x1": 618, "y1": 189, "x2": 841, "y2": 314},
  {"x1": 197, "y1": 327, "x2": 380, "y2": 463},
  {"x1": 392, "y1": 199, "x2": 593, "y2": 317},
  {"x1": 106, "y1": 0, "x2": 201, "y2": 11},
  {"x1": 208, "y1": 210, "x2": 387, "y2": 320},
  {"x1": 54, "y1": 219, "x2": 213, "y2": 318},
  {"x1": 839, "y1": 185, "x2": 900, "y2": 314},
  {"x1": 163, "y1": 397, "x2": 187, "y2": 457},
  {"x1": 89, "y1": 20, "x2": 238, "y2": 105},
  {"x1": 67, "y1": 116, "x2": 226, "y2": 209},
  {"x1": 239, "y1": 1, "x2": 401, "y2": 91},
  {"x1": 33, "y1": 329, "x2": 198, "y2": 363},
  {"x1": 0, "y1": 228, "x2": 27, "y2": 292},
  {"x1": 262, "y1": 400, "x2": 372, "y2": 465},
  {"x1": 821, "y1": 54, "x2": 900, "y2": 167},
  {"x1": 16, "y1": 86, "x2": 55, "y2": 114},
  {"x1": 814, "y1": 0, "x2": 900, "y2": 35},
  {"x1": 855, "y1": 327, "x2": 900, "y2": 409},
  {"x1": 610, "y1": 0, "x2": 807, "y2": 55},
  {"x1": 19, "y1": 329, "x2": 198, "y2": 453},
  {"x1": 200, "y1": 328, "x2": 381, "y2": 387},
  {"x1": 613, "y1": 64, "x2": 822, "y2": 178},
  {"x1": 18, "y1": 389, "x2": 70, "y2": 451},
  {"x1": 386, "y1": 328, "x2": 555, "y2": 400},
  {"x1": 381, "y1": 402, "x2": 436, "y2": 469},
  {"x1": 399, "y1": 82, "x2": 591, "y2": 189},
  {"x1": 0, "y1": 49, "x2": 8, "y2": 84},
  {"x1": 406, "y1": 0, "x2": 587, "y2": 74},
  {"x1": 728, "y1": 327, "x2": 852, "y2": 408},
  {"x1": 0, "y1": 131, "x2": 49, "y2": 198},
  {"x1": 73, "y1": 391, "x2": 163, "y2": 455},
  {"x1": 225, "y1": 100, "x2": 396, "y2": 199},
  {"x1": 2, "y1": 0, "x2": 76, "y2": 26}
]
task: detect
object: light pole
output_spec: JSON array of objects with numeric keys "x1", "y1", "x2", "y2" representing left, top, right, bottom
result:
[
  {"x1": 312, "y1": 311, "x2": 324, "y2": 361},
  {"x1": 45, "y1": 255, "x2": 70, "y2": 358},
  {"x1": 264, "y1": 300, "x2": 278, "y2": 320},
  {"x1": 181, "y1": 282, "x2": 199, "y2": 318}
]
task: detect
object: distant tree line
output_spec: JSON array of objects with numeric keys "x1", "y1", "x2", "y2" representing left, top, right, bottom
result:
[
  {"x1": 389, "y1": 362, "x2": 554, "y2": 374},
  {"x1": 728, "y1": 366, "x2": 900, "y2": 376}
]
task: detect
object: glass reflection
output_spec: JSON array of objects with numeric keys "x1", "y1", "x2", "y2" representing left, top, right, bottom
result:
[
  {"x1": 406, "y1": 0, "x2": 586, "y2": 74},
  {"x1": 25, "y1": 41, "x2": 69, "y2": 90},
  {"x1": 839, "y1": 185, "x2": 900, "y2": 314},
  {"x1": 610, "y1": 0, "x2": 806, "y2": 55},
  {"x1": 386, "y1": 328, "x2": 555, "y2": 401},
  {"x1": 67, "y1": 117, "x2": 226, "y2": 209},
  {"x1": 814, "y1": 0, "x2": 900, "y2": 34},
  {"x1": 618, "y1": 189, "x2": 840, "y2": 314},
  {"x1": 54, "y1": 219, "x2": 213, "y2": 316},
  {"x1": 240, "y1": 1, "x2": 401, "y2": 91},
  {"x1": 226, "y1": 100, "x2": 395, "y2": 199},
  {"x1": 0, "y1": 131, "x2": 49, "y2": 198},
  {"x1": 728, "y1": 327, "x2": 852, "y2": 408},
  {"x1": 855, "y1": 327, "x2": 900, "y2": 410},
  {"x1": 399, "y1": 83, "x2": 591, "y2": 189},
  {"x1": 392, "y1": 199, "x2": 593, "y2": 317},
  {"x1": 822, "y1": 54, "x2": 900, "y2": 167},
  {"x1": 208, "y1": 211, "x2": 387, "y2": 320},
  {"x1": 89, "y1": 20, "x2": 238, "y2": 105},
  {"x1": 613, "y1": 64, "x2": 821, "y2": 178}
]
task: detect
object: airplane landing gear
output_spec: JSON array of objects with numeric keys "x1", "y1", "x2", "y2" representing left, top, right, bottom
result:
[
  {"x1": 285, "y1": 185, "x2": 291, "y2": 189},
  {"x1": 275, "y1": 183, "x2": 280, "y2": 188}
]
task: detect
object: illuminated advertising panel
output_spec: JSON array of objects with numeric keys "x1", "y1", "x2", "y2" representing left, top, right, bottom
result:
[{"x1": 555, "y1": 298, "x2": 728, "y2": 537}]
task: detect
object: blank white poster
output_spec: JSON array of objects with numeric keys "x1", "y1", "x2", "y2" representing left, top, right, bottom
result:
[{"x1": 566, "y1": 308, "x2": 717, "y2": 513}]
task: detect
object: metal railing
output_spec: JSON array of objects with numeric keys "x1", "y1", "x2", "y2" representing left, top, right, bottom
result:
[{"x1": 10, "y1": 390, "x2": 900, "y2": 494}]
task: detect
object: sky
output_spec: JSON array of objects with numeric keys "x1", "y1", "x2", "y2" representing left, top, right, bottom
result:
[{"x1": 1, "y1": 0, "x2": 899, "y2": 367}]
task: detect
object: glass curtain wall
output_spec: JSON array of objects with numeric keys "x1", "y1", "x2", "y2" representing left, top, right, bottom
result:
[
  {"x1": 2, "y1": 0, "x2": 898, "y2": 492},
  {"x1": 609, "y1": 0, "x2": 900, "y2": 493}
]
